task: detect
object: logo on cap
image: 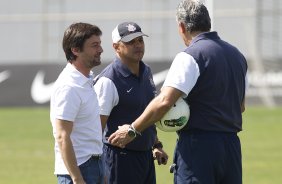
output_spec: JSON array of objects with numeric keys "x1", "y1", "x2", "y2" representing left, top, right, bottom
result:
[{"x1": 126, "y1": 24, "x2": 136, "y2": 32}]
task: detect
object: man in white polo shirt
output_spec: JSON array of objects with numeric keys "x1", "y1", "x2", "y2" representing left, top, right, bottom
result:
[{"x1": 50, "y1": 22, "x2": 104, "y2": 184}]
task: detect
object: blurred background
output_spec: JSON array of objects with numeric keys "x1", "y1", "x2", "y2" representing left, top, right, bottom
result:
[{"x1": 0, "y1": 0, "x2": 282, "y2": 107}]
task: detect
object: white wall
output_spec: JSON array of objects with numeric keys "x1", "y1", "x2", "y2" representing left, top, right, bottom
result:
[{"x1": 0, "y1": 0, "x2": 256, "y2": 64}]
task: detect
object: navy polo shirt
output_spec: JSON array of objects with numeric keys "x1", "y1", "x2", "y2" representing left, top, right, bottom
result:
[
  {"x1": 183, "y1": 32, "x2": 247, "y2": 132},
  {"x1": 95, "y1": 58, "x2": 157, "y2": 151}
]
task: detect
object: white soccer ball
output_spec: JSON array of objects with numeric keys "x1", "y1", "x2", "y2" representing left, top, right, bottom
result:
[{"x1": 156, "y1": 98, "x2": 190, "y2": 132}]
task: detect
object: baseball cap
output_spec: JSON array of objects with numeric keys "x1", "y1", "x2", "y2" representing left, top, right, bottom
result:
[{"x1": 112, "y1": 21, "x2": 148, "y2": 43}]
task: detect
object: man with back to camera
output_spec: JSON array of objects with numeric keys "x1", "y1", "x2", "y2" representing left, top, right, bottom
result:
[
  {"x1": 50, "y1": 22, "x2": 104, "y2": 184},
  {"x1": 94, "y1": 21, "x2": 168, "y2": 184},
  {"x1": 108, "y1": 1, "x2": 248, "y2": 184}
]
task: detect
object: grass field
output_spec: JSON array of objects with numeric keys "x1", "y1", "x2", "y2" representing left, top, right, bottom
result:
[{"x1": 0, "y1": 107, "x2": 282, "y2": 184}]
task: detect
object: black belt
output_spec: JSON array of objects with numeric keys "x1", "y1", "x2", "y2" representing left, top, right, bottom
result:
[{"x1": 80, "y1": 154, "x2": 102, "y2": 167}]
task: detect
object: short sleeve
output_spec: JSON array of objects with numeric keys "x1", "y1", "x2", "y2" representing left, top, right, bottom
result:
[
  {"x1": 162, "y1": 52, "x2": 200, "y2": 97},
  {"x1": 53, "y1": 85, "x2": 80, "y2": 121},
  {"x1": 94, "y1": 77, "x2": 119, "y2": 115}
]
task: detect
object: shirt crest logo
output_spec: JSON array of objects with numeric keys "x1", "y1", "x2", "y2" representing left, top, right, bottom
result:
[{"x1": 126, "y1": 24, "x2": 136, "y2": 32}]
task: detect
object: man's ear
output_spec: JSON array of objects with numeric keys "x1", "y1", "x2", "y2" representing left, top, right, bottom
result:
[
  {"x1": 71, "y1": 47, "x2": 80, "y2": 57},
  {"x1": 113, "y1": 43, "x2": 119, "y2": 52},
  {"x1": 178, "y1": 22, "x2": 186, "y2": 34}
]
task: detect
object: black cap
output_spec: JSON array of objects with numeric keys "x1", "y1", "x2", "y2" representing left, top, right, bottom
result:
[{"x1": 112, "y1": 21, "x2": 148, "y2": 43}]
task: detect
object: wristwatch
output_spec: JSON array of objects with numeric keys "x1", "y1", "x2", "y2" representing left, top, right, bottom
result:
[{"x1": 127, "y1": 125, "x2": 141, "y2": 138}]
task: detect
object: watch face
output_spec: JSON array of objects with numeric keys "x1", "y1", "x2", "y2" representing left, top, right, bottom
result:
[{"x1": 128, "y1": 129, "x2": 136, "y2": 138}]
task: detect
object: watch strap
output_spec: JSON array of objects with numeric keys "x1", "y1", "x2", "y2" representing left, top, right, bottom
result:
[{"x1": 130, "y1": 124, "x2": 142, "y2": 136}]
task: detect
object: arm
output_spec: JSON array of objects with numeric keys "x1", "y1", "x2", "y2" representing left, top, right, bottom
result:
[
  {"x1": 133, "y1": 87, "x2": 183, "y2": 132},
  {"x1": 56, "y1": 119, "x2": 85, "y2": 184},
  {"x1": 242, "y1": 74, "x2": 248, "y2": 113},
  {"x1": 94, "y1": 77, "x2": 118, "y2": 131},
  {"x1": 100, "y1": 115, "x2": 109, "y2": 132},
  {"x1": 132, "y1": 53, "x2": 198, "y2": 132},
  {"x1": 108, "y1": 87, "x2": 184, "y2": 147},
  {"x1": 241, "y1": 97, "x2": 245, "y2": 113}
]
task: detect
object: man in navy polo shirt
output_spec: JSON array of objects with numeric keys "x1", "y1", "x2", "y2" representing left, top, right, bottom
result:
[
  {"x1": 109, "y1": 1, "x2": 248, "y2": 184},
  {"x1": 94, "y1": 21, "x2": 168, "y2": 184}
]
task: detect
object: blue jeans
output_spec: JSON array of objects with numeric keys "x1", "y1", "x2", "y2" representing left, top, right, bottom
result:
[{"x1": 57, "y1": 155, "x2": 104, "y2": 184}]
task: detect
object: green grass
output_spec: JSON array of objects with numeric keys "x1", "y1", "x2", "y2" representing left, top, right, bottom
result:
[
  {"x1": 239, "y1": 107, "x2": 282, "y2": 184},
  {"x1": 0, "y1": 108, "x2": 55, "y2": 184},
  {"x1": 0, "y1": 107, "x2": 282, "y2": 184}
]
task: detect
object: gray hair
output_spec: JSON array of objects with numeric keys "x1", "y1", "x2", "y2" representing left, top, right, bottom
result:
[{"x1": 176, "y1": 0, "x2": 211, "y2": 32}]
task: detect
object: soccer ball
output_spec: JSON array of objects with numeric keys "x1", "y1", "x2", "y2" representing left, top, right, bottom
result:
[{"x1": 156, "y1": 98, "x2": 190, "y2": 132}]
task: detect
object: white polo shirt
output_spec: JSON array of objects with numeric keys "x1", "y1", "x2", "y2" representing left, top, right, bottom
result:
[{"x1": 50, "y1": 63, "x2": 103, "y2": 174}]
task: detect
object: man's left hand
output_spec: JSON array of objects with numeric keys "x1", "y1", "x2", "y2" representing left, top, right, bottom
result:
[
  {"x1": 153, "y1": 148, "x2": 168, "y2": 165},
  {"x1": 108, "y1": 124, "x2": 134, "y2": 148}
]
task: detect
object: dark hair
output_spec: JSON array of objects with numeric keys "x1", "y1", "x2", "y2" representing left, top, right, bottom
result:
[
  {"x1": 62, "y1": 22, "x2": 102, "y2": 61},
  {"x1": 176, "y1": 0, "x2": 211, "y2": 32}
]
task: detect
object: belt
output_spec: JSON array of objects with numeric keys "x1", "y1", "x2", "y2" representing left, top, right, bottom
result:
[
  {"x1": 80, "y1": 154, "x2": 102, "y2": 167},
  {"x1": 91, "y1": 154, "x2": 102, "y2": 160}
]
